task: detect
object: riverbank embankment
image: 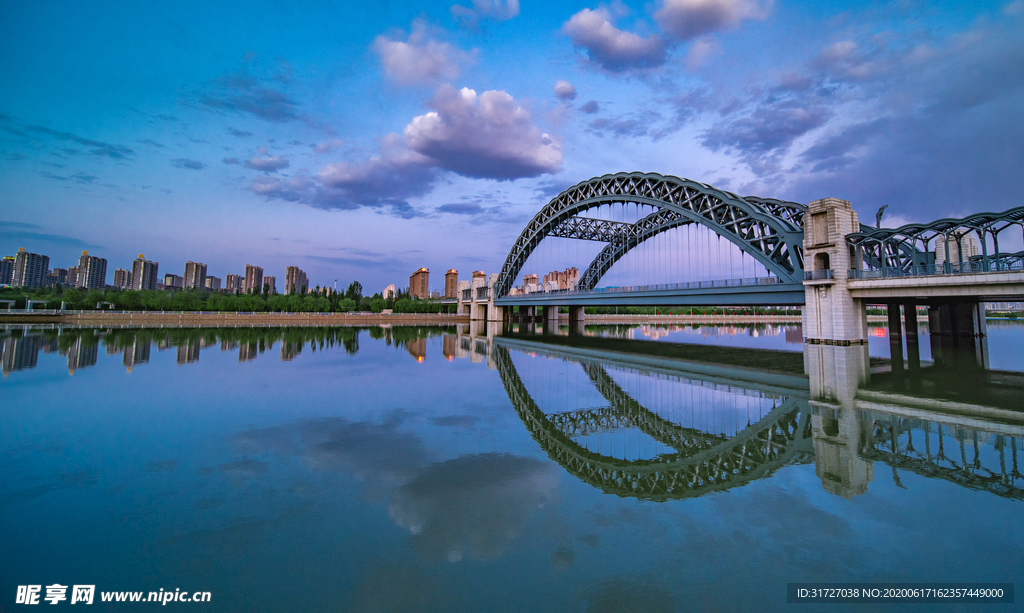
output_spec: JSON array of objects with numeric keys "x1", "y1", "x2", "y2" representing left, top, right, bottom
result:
[
  {"x1": 0, "y1": 311, "x2": 469, "y2": 327},
  {"x1": 0, "y1": 311, "x2": 892, "y2": 327}
]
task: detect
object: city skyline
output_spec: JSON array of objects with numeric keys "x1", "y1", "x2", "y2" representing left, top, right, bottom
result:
[{"x1": 2, "y1": 1, "x2": 1022, "y2": 291}]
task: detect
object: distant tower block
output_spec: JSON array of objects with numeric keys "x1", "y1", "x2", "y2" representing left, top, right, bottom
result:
[{"x1": 445, "y1": 269, "x2": 458, "y2": 299}]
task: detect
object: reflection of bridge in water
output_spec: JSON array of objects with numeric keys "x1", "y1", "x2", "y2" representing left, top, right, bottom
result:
[
  {"x1": 477, "y1": 330, "x2": 1024, "y2": 502},
  {"x1": 494, "y1": 338, "x2": 812, "y2": 500}
]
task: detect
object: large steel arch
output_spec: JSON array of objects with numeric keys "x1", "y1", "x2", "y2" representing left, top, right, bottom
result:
[
  {"x1": 578, "y1": 195, "x2": 810, "y2": 291},
  {"x1": 495, "y1": 172, "x2": 805, "y2": 297}
]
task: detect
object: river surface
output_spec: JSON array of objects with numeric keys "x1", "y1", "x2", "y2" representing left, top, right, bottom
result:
[{"x1": 2, "y1": 323, "x2": 1022, "y2": 611}]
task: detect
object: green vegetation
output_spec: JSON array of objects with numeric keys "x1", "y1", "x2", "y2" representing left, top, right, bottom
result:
[{"x1": 0, "y1": 284, "x2": 458, "y2": 314}]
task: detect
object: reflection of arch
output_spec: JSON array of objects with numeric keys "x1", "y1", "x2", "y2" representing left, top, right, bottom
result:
[
  {"x1": 494, "y1": 345, "x2": 813, "y2": 501},
  {"x1": 495, "y1": 172, "x2": 806, "y2": 297}
]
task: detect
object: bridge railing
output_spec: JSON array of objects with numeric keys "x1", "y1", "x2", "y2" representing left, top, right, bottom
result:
[
  {"x1": 462, "y1": 289, "x2": 472, "y2": 301},
  {"x1": 503, "y1": 276, "x2": 784, "y2": 299},
  {"x1": 476, "y1": 287, "x2": 490, "y2": 300},
  {"x1": 804, "y1": 270, "x2": 834, "y2": 281},
  {"x1": 849, "y1": 258, "x2": 1024, "y2": 279}
]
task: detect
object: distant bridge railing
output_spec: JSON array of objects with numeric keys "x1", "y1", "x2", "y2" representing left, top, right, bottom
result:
[
  {"x1": 504, "y1": 276, "x2": 785, "y2": 299},
  {"x1": 804, "y1": 270, "x2": 834, "y2": 281},
  {"x1": 849, "y1": 257, "x2": 1024, "y2": 279}
]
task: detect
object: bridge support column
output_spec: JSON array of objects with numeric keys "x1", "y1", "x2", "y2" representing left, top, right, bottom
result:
[
  {"x1": 568, "y1": 306, "x2": 585, "y2": 335},
  {"x1": 887, "y1": 302, "x2": 904, "y2": 372},
  {"x1": 803, "y1": 197, "x2": 870, "y2": 385},
  {"x1": 928, "y1": 301, "x2": 989, "y2": 369},
  {"x1": 904, "y1": 303, "x2": 920, "y2": 370},
  {"x1": 543, "y1": 306, "x2": 559, "y2": 328}
]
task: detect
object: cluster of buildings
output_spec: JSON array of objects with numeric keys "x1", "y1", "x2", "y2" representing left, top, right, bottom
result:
[
  {"x1": 405, "y1": 268, "x2": 462, "y2": 299},
  {"x1": 509, "y1": 267, "x2": 580, "y2": 296},
  {"x1": 1, "y1": 248, "x2": 310, "y2": 295}
]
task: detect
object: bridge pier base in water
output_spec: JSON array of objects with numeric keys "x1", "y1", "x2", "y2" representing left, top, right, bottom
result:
[
  {"x1": 568, "y1": 306, "x2": 585, "y2": 335},
  {"x1": 927, "y1": 301, "x2": 989, "y2": 369}
]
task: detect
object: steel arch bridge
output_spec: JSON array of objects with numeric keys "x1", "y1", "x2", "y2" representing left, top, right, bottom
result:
[
  {"x1": 493, "y1": 344, "x2": 813, "y2": 501},
  {"x1": 495, "y1": 172, "x2": 807, "y2": 298}
]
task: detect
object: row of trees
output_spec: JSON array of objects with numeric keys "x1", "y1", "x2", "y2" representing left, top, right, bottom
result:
[{"x1": 0, "y1": 281, "x2": 457, "y2": 314}]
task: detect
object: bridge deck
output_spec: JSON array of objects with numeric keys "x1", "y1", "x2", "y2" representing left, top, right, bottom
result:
[
  {"x1": 848, "y1": 270, "x2": 1024, "y2": 301},
  {"x1": 495, "y1": 281, "x2": 806, "y2": 307}
]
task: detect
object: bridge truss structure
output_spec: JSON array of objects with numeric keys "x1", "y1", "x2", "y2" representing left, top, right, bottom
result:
[
  {"x1": 847, "y1": 207, "x2": 1024, "y2": 278},
  {"x1": 495, "y1": 172, "x2": 807, "y2": 298}
]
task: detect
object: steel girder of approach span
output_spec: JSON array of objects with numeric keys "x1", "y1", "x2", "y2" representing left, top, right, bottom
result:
[{"x1": 494, "y1": 279, "x2": 806, "y2": 307}]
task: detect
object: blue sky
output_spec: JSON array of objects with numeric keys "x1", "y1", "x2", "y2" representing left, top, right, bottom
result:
[{"x1": 1, "y1": 0, "x2": 1022, "y2": 292}]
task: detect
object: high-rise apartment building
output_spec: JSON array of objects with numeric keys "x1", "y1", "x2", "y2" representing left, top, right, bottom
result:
[
  {"x1": 225, "y1": 274, "x2": 243, "y2": 294},
  {"x1": 383, "y1": 284, "x2": 395, "y2": 300},
  {"x1": 66, "y1": 266, "x2": 78, "y2": 287},
  {"x1": 543, "y1": 267, "x2": 579, "y2": 290},
  {"x1": 163, "y1": 274, "x2": 183, "y2": 289},
  {"x1": 205, "y1": 275, "x2": 222, "y2": 291},
  {"x1": 12, "y1": 248, "x2": 50, "y2": 289},
  {"x1": 112, "y1": 268, "x2": 132, "y2": 289},
  {"x1": 131, "y1": 255, "x2": 159, "y2": 290},
  {"x1": 935, "y1": 235, "x2": 981, "y2": 269},
  {"x1": 76, "y1": 251, "x2": 108, "y2": 290},
  {"x1": 285, "y1": 266, "x2": 308, "y2": 295},
  {"x1": 244, "y1": 264, "x2": 263, "y2": 294},
  {"x1": 0, "y1": 256, "x2": 14, "y2": 285},
  {"x1": 263, "y1": 275, "x2": 276, "y2": 295},
  {"x1": 445, "y1": 269, "x2": 458, "y2": 298},
  {"x1": 409, "y1": 267, "x2": 429, "y2": 299},
  {"x1": 51, "y1": 268, "x2": 69, "y2": 286},
  {"x1": 183, "y1": 261, "x2": 207, "y2": 290}
]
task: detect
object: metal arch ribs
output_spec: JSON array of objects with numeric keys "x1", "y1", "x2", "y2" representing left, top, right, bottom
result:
[{"x1": 495, "y1": 172, "x2": 806, "y2": 297}]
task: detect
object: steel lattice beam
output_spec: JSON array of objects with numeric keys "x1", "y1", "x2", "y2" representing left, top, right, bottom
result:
[{"x1": 494, "y1": 172, "x2": 805, "y2": 297}]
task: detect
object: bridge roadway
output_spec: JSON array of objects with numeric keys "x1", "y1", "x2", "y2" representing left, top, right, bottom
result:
[{"x1": 493, "y1": 279, "x2": 806, "y2": 308}]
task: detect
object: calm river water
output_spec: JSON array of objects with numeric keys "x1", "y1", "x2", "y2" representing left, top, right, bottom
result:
[{"x1": 2, "y1": 322, "x2": 1021, "y2": 611}]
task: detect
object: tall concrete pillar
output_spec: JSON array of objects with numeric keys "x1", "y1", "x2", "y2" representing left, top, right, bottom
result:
[
  {"x1": 543, "y1": 305, "x2": 559, "y2": 333},
  {"x1": 904, "y1": 303, "x2": 920, "y2": 370},
  {"x1": 568, "y1": 306, "x2": 585, "y2": 335},
  {"x1": 928, "y1": 301, "x2": 989, "y2": 369},
  {"x1": 802, "y1": 197, "x2": 870, "y2": 379},
  {"x1": 887, "y1": 302, "x2": 904, "y2": 372}
]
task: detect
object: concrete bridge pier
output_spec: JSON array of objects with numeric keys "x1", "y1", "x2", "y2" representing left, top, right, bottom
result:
[
  {"x1": 904, "y1": 303, "x2": 921, "y2": 370},
  {"x1": 568, "y1": 306, "x2": 585, "y2": 335},
  {"x1": 928, "y1": 301, "x2": 989, "y2": 369},
  {"x1": 802, "y1": 196, "x2": 870, "y2": 379},
  {"x1": 887, "y1": 302, "x2": 905, "y2": 372},
  {"x1": 543, "y1": 306, "x2": 559, "y2": 331}
]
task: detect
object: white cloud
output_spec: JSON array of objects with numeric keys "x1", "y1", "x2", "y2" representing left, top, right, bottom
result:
[
  {"x1": 372, "y1": 20, "x2": 474, "y2": 86},
  {"x1": 312, "y1": 139, "x2": 344, "y2": 154},
  {"x1": 404, "y1": 85, "x2": 563, "y2": 180},
  {"x1": 561, "y1": 8, "x2": 668, "y2": 72},
  {"x1": 244, "y1": 154, "x2": 290, "y2": 172},
  {"x1": 684, "y1": 36, "x2": 720, "y2": 70},
  {"x1": 450, "y1": 0, "x2": 520, "y2": 25},
  {"x1": 654, "y1": 0, "x2": 772, "y2": 41},
  {"x1": 554, "y1": 80, "x2": 578, "y2": 100}
]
